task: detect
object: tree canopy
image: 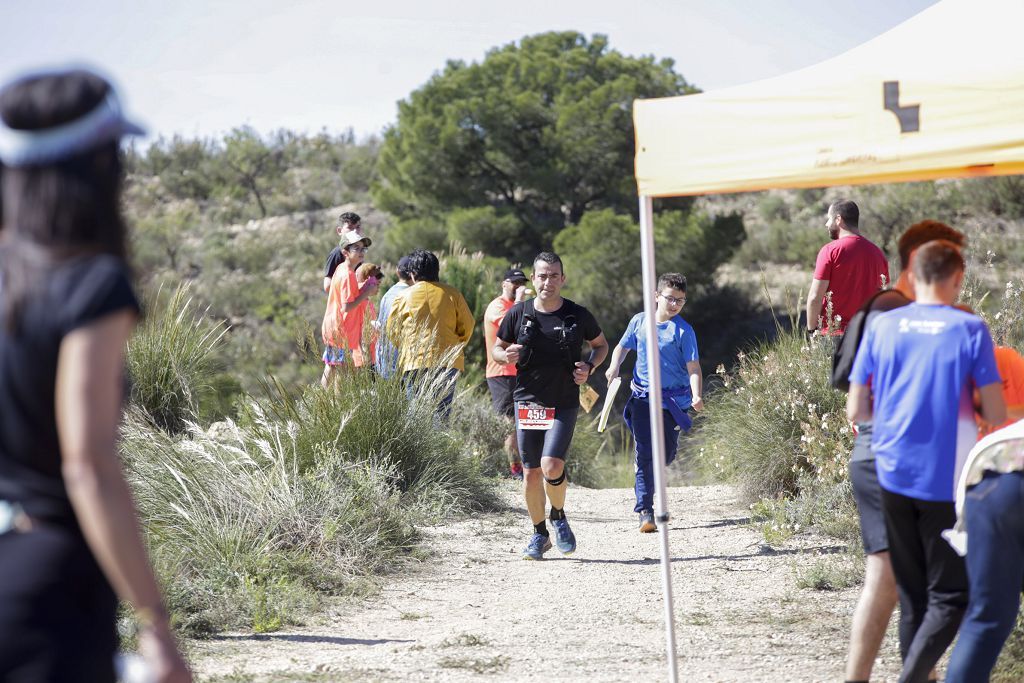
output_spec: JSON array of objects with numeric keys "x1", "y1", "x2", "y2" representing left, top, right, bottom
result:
[{"x1": 374, "y1": 32, "x2": 696, "y2": 256}]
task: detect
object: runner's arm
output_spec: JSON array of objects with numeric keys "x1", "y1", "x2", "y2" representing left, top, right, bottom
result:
[
  {"x1": 687, "y1": 359, "x2": 704, "y2": 411},
  {"x1": 493, "y1": 336, "x2": 523, "y2": 365},
  {"x1": 805, "y1": 278, "x2": 829, "y2": 331},
  {"x1": 846, "y1": 382, "x2": 872, "y2": 422},
  {"x1": 574, "y1": 333, "x2": 610, "y2": 385},
  {"x1": 604, "y1": 343, "x2": 629, "y2": 383}
]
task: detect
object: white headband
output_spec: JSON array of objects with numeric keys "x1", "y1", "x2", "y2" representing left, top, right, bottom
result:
[{"x1": 0, "y1": 88, "x2": 145, "y2": 167}]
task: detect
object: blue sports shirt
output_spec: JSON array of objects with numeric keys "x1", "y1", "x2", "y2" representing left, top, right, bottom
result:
[
  {"x1": 619, "y1": 312, "x2": 699, "y2": 405},
  {"x1": 850, "y1": 303, "x2": 1000, "y2": 502}
]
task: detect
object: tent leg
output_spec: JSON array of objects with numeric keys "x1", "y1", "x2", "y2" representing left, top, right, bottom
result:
[{"x1": 639, "y1": 194, "x2": 679, "y2": 683}]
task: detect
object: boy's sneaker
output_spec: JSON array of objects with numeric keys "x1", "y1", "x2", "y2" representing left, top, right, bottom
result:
[
  {"x1": 639, "y1": 510, "x2": 657, "y2": 533},
  {"x1": 552, "y1": 517, "x2": 576, "y2": 555},
  {"x1": 510, "y1": 462, "x2": 524, "y2": 481},
  {"x1": 522, "y1": 533, "x2": 552, "y2": 560}
]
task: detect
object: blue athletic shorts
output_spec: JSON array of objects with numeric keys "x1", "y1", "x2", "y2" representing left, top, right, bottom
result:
[{"x1": 322, "y1": 345, "x2": 346, "y2": 366}]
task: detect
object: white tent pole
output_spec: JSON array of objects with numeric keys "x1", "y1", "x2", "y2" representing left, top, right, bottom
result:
[{"x1": 638, "y1": 194, "x2": 679, "y2": 682}]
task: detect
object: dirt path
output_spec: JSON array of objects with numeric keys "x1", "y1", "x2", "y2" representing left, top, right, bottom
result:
[{"x1": 190, "y1": 484, "x2": 903, "y2": 682}]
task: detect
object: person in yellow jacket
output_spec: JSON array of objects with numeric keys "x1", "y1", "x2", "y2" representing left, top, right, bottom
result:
[{"x1": 386, "y1": 249, "x2": 474, "y2": 421}]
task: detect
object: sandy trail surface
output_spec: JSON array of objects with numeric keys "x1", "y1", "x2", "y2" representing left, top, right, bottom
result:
[{"x1": 191, "y1": 484, "x2": 903, "y2": 681}]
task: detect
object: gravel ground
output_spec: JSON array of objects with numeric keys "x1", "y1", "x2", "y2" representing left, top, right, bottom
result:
[{"x1": 190, "y1": 483, "x2": 905, "y2": 682}]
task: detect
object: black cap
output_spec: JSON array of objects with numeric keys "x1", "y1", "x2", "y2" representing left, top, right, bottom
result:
[{"x1": 503, "y1": 268, "x2": 527, "y2": 283}]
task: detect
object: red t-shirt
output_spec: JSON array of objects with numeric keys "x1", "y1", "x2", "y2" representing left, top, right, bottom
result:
[{"x1": 812, "y1": 234, "x2": 889, "y2": 333}]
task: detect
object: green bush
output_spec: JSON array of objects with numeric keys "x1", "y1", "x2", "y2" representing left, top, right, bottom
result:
[
  {"x1": 126, "y1": 284, "x2": 227, "y2": 434},
  {"x1": 242, "y1": 369, "x2": 497, "y2": 514},
  {"x1": 696, "y1": 323, "x2": 857, "y2": 545},
  {"x1": 121, "y1": 410, "x2": 416, "y2": 636}
]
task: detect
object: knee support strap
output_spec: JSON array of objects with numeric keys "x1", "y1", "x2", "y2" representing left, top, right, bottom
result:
[{"x1": 544, "y1": 471, "x2": 566, "y2": 486}]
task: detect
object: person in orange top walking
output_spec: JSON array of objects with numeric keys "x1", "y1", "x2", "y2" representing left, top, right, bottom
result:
[
  {"x1": 321, "y1": 230, "x2": 379, "y2": 388},
  {"x1": 484, "y1": 269, "x2": 531, "y2": 480}
]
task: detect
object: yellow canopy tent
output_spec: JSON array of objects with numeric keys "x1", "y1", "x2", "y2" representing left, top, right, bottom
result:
[
  {"x1": 635, "y1": 0, "x2": 1024, "y2": 197},
  {"x1": 629, "y1": 2, "x2": 1024, "y2": 680}
]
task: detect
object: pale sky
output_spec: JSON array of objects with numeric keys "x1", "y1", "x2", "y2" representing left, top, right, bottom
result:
[{"x1": 0, "y1": 0, "x2": 938, "y2": 143}]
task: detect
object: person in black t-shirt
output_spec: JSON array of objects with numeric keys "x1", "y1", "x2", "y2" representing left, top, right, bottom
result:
[
  {"x1": 0, "y1": 69, "x2": 190, "y2": 682},
  {"x1": 494, "y1": 252, "x2": 608, "y2": 560},
  {"x1": 322, "y1": 212, "x2": 363, "y2": 293}
]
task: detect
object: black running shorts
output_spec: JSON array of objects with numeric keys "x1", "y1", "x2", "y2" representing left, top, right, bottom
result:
[
  {"x1": 515, "y1": 406, "x2": 579, "y2": 469},
  {"x1": 849, "y1": 458, "x2": 889, "y2": 555}
]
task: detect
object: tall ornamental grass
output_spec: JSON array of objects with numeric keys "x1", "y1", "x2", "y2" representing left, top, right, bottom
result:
[
  {"x1": 121, "y1": 410, "x2": 416, "y2": 635},
  {"x1": 126, "y1": 284, "x2": 226, "y2": 434},
  {"x1": 242, "y1": 365, "x2": 498, "y2": 516}
]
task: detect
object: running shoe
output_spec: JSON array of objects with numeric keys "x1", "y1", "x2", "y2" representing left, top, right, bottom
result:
[
  {"x1": 552, "y1": 517, "x2": 576, "y2": 555},
  {"x1": 522, "y1": 533, "x2": 552, "y2": 560},
  {"x1": 639, "y1": 510, "x2": 657, "y2": 533},
  {"x1": 510, "y1": 462, "x2": 524, "y2": 481}
]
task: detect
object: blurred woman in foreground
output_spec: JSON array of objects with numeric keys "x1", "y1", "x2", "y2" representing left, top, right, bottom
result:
[{"x1": 0, "y1": 68, "x2": 190, "y2": 682}]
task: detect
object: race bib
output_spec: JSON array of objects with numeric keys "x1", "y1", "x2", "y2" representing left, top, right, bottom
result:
[{"x1": 518, "y1": 402, "x2": 555, "y2": 430}]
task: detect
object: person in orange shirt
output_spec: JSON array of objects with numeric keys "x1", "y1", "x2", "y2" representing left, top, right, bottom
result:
[
  {"x1": 980, "y1": 346, "x2": 1024, "y2": 435},
  {"x1": 320, "y1": 230, "x2": 379, "y2": 389},
  {"x1": 484, "y1": 269, "x2": 530, "y2": 480}
]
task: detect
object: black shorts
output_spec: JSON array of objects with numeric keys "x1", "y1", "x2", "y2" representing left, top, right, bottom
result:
[
  {"x1": 515, "y1": 405, "x2": 579, "y2": 469},
  {"x1": 486, "y1": 376, "x2": 516, "y2": 418},
  {"x1": 850, "y1": 458, "x2": 889, "y2": 555}
]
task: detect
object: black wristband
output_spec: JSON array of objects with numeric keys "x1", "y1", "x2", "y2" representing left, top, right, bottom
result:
[{"x1": 581, "y1": 360, "x2": 595, "y2": 374}]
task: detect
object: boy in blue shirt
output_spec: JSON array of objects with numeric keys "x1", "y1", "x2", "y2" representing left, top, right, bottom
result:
[
  {"x1": 848, "y1": 240, "x2": 1005, "y2": 683},
  {"x1": 605, "y1": 273, "x2": 703, "y2": 533}
]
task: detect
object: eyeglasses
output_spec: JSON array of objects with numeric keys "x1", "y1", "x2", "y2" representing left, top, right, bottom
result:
[
  {"x1": 347, "y1": 245, "x2": 368, "y2": 253},
  {"x1": 659, "y1": 293, "x2": 686, "y2": 307}
]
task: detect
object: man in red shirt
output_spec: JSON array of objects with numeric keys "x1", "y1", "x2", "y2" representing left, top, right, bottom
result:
[
  {"x1": 484, "y1": 269, "x2": 530, "y2": 479},
  {"x1": 805, "y1": 199, "x2": 889, "y2": 335}
]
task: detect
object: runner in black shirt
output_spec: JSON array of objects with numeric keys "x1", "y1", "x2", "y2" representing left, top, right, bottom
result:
[{"x1": 494, "y1": 252, "x2": 608, "y2": 560}]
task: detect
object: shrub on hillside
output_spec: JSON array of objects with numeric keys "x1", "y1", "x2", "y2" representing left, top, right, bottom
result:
[
  {"x1": 697, "y1": 323, "x2": 857, "y2": 544},
  {"x1": 242, "y1": 369, "x2": 497, "y2": 514},
  {"x1": 126, "y1": 285, "x2": 226, "y2": 434},
  {"x1": 121, "y1": 410, "x2": 417, "y2": 636}
]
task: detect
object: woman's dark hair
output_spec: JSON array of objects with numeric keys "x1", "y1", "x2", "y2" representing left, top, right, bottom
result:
[
  {"x1": 405, "y1": 248, "x2": 440, "y2": 282},
  {"x1": 0, "y1": 70, "x2": 129, "y2": 330}
]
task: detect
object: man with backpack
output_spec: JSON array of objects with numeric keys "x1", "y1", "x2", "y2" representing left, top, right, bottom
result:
[
  {"x1": 848, "y1": 239, "x2": 1004, "y2": 682},
  {"x1": 836, "y1": 221, "x2": 966, "y2": 683},
  {"x1": 492, "y1": 252, "x2": 608, "y2": 560}
]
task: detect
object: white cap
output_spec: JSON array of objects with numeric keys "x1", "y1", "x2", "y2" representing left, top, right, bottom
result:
[{"x1": 0, "y1": 71, "x2": 145, "y2": 167}]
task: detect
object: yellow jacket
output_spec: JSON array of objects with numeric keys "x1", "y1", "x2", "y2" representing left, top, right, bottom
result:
[{"x1": 386, "y1": 280, "x2": 475, "y2": 372}]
